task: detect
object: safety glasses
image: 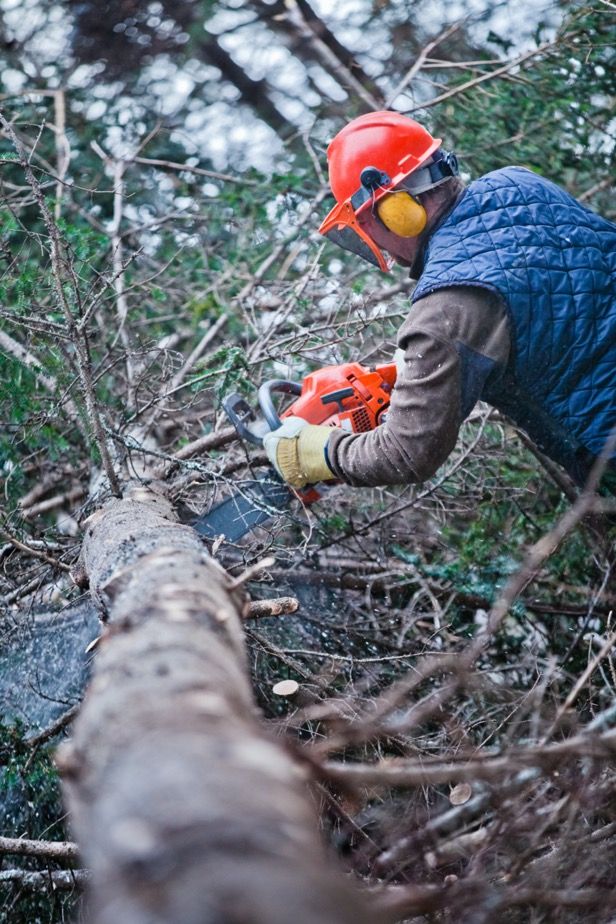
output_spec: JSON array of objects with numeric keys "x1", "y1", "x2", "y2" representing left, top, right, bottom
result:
[{"x1": 318, "y1": 199, "x2": 393, "y2": 273}]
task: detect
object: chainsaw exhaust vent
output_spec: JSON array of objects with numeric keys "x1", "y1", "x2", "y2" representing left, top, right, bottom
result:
[{"x1": 350, "y1": 407, "x2": 371, "y2": 432}]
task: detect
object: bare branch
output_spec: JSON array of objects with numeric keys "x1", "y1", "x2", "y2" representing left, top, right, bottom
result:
[
  {"x1": 0, "y1": 108, "x2": 121, "y2": 496},
  {"x1": 407, "y1": 41, "x2": 556, "y2": 113},
  {"x1": 385, "y1": 22, "x2": 463, "y2": 108},
  {"x1": 0, "y1": 836, "x2": 79, "y2": 861}
]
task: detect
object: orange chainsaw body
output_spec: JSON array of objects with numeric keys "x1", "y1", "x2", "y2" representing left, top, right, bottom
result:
[
  {"x1": 280, "y1": 361, "x2": 397, "y2": 504},
  {"x1": 281, "y1": 361, "x2": 397, "y2": 431},
  {"x1": 209, "y1": 361, "x2": 399, "y2": 537}
]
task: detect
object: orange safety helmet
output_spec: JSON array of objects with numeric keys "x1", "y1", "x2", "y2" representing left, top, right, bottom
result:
[{"x1": 319, "y1": 111, "x2": 454, "y2": 272}]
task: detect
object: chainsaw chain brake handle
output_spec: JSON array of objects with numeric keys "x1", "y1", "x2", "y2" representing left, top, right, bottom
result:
[
  {"x1": 257, "y1": 380, "x2": 302, "y2": 431},
  {"x1": 222, "y1": 380, "x2": 302, "y2": 446}
]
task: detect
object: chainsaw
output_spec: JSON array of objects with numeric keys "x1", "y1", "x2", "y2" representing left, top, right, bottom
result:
[{"x1": 193, "y1": 361, "x2": 397, "y2": 542}]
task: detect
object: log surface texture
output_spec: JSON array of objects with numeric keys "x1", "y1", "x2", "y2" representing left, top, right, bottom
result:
[{"x1": 62, "y1": 484, "x2": 372, "y2": 924}]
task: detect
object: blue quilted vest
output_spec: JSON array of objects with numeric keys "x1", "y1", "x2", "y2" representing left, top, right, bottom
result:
[{"x1": 413, "y1": 167, "x2": 616, "y2": 483}]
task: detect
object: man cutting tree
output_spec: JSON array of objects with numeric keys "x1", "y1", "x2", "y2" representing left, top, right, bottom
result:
[{"x1": 264, "y1": 111, "x2": 616, "y2": 493}]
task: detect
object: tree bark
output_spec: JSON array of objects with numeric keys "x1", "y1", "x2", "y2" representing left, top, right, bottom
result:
[{"x1": 60, "y1": 483, "x2": 373, "y2": 924}]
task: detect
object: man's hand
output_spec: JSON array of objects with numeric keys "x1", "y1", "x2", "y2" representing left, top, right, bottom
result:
[{"x1": 263, "y1": 417, "x2": 335, "y2": 488}]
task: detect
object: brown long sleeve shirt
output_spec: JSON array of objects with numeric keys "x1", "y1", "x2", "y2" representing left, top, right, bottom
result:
[{"x1": 327, "y1": 286, "x2": 511, "y2": 486}]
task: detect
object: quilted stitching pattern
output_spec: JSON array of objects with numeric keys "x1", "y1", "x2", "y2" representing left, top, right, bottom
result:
[{"x1": 414, "y1": 167, "x2": 616, "y2": 459}]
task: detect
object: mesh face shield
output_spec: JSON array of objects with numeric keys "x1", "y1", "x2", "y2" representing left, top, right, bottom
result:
[{"x1": 318, "y1": 200, "x2": 392, "y2": 273}]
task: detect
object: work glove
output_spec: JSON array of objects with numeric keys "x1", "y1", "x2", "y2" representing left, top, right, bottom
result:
[{"x1": 263, "y1": 416, "x2": 335, "y2": 489}]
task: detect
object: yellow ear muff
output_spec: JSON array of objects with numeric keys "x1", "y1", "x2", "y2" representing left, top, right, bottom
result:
[{"x1": 376, "y1": 191, "x2": 427, "y2": 237}]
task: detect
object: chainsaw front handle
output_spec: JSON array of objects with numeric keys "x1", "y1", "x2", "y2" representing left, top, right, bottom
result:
[
  {"x1": 223, "y1": 380, "x2": 302, "y2": 446},
  {"x1": 257, "y1": 379, "x2": 302, "y2": 431}
]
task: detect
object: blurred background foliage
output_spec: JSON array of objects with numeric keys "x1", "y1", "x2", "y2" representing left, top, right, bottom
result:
[{"x1": 0, "y1": 0, "x2": 614, "y2": 920}]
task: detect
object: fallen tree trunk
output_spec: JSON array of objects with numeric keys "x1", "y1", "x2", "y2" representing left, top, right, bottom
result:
[{"x1": 60, "y1": 483, "x2": 373, "y2": 924}]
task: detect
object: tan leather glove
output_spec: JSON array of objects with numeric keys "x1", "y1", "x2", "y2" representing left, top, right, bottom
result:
[{"x1": 263, "y1": 417, "x2": 335, "y2": 488}]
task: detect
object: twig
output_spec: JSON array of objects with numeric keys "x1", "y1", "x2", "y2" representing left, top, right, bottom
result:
[
  {"x1": 0, "y1": 529, "x2": 71, "y2": 571},
  {"x1": 235, "y1": 187, "x2": 328, "y2": 303},
  {"x1": 321, "y1": 408, "x2": 492, "y2": 549},
  {"x1": 166, "y1": 313, "x2": 229, "y2": 393},
  {"x1": 368, "y1": 881, "x2": 616, "y2": 920},
  {"x1": 25, "y1": 703, "x2": 81, "y2": 749},
  {"x1": 246, "y1": 628, "x2": 312, "y2": 680},
  {"x1": 19, "y1": 474, "x2": 75, "y2": 511},
  {"x1": 310, "y1": 452, "x2": 616, "y2": 752},
  {"x1": 132, "y1": 155, "x2": 257, "y2": 186},
  {"x1": 130, "y1": 313, "x2": 230, "y2": 430},
  {"x1": 227, "y1": 556, "x2": 275, "y2": 589},
  {"x1": 407, "y1": 41, "x2": 556, "y2": 113},
  {"x1": 0, "y1": 329, "x2": 57, "y2": 392},
  {"x1": 90, "y1": 141, "x2": 136, "y2": 408},
  {"x1": 0, "y1": 328, "x2": 82, "y2": 429},
  {"x1": 323, "y1": 726, "x2": 616, "y2": 789},
  {"x1": 52, "y1": 89, "x2": 70, "y2": 220},
  {"x1": 385, "y1": 23, "x2": 463, "y2": 108},
  {"x1": 513, "y1": 427, "x2": 579, "y2": 503},
  {"x1": 424, "y1": 825, "x2": 489, "y2": 868},
  {"x1": 2, "y1": 572, "x2": 48, "y2": 606},
  {"x1": 544, "y1": 630, "x2": 616, "y2": 738},
  {"x1": 579, "y1": 176, "x2": 612, "y2": 202},
  {"x1": 477, "y1": 428, "x2": 616, "y2": 648},
  {"x1": 153, "y1": 425, "x2": 238, "y2": 479}
]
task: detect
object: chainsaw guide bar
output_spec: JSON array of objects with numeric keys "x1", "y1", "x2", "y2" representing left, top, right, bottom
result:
[{"x1": 192, "y1": 478, "x2": 292, "y2": 542}]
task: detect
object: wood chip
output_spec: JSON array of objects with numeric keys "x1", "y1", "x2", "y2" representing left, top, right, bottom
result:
[
  {"x1": 449, "y1": 782, "x2": 472, "y2": 805},
  {"x1": 272, "y1": 679, "x2": 299, "y2": 697}
]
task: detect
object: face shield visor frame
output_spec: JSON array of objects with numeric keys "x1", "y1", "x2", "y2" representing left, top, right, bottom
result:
[
  {"x1": 318, "y1": 146, "x2": 459, "y2": 273},
  {"x1": 318, "y1": 197, "x2": 393, "y2": 274}
]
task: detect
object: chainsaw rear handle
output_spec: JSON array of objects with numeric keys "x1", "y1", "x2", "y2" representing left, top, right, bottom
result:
[{"x1": 257, "y1": 379, "x2": 302, "y2": 432}]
